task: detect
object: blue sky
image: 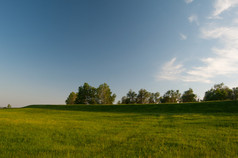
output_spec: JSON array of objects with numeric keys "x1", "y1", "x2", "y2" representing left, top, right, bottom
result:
[{"x1": 1, "y1": 0, "x2": 238, "y2": 107}]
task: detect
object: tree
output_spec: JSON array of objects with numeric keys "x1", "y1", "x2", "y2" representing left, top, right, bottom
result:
[
  {"x1": 65, "y1": 92, "x2": 77, "y2": 105},
  {"x1": 75, "y1": 83, "x2": 97, "y2": 104},
  {"x1": 181, "y1": 88, "x2": 197, "y2": 102},
  {"x1": 121, "y1": 96, "x2": 130, "y2": 104},
  {"x1": 72, "y1": 83, "x2": 116, "y2": 105},
  {"x1": 137, "y1": 89, "x2": 151, "y2": 104},
  {"x1": 120, "y1": 90, "x2": 137, "y2": 104},
  {"x1": 149, "y1": 92, "x2": 160, "y2": 104},
  {"x1": 232, "y1": 87, "x2": 238, "y2": 100},
  {"x1": 161, "y1": 90, "x2": 181, "y2": 103},
  {"x1": 97, "y1": 83, "x2": 116, "y2": 104},
  {"x1": 204, "y1": 83, "x2": 232, "y2": 101},
  {"x1": 7, "y1": 104, "x2": 11, "y2": 108},
  {"x1": 126, "y1": 89, "x2": 137, "y2": 104}
]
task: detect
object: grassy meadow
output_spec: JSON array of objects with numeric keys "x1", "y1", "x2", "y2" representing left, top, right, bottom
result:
[{"x1": 0, "y1": 101, "x2": 238, "y2": 157}]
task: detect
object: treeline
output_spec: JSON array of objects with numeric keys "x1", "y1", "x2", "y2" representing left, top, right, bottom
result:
[
  {"x1": 204, "y1": 83, "x2": 238, "y2": 101},
  {"x1": 119, "y1": 88, "x2": 196, "y2": 104},
  {"x1": 66, "y1": 82, "x2": 238, "y2": 105},
  {"x1": 65, "y1": 83, "x2": 116, "y2": 105}
]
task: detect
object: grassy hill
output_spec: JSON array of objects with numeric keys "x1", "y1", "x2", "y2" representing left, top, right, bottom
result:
[{"x1": 0, "y1": 101, "x2": 238, "y2": 157}]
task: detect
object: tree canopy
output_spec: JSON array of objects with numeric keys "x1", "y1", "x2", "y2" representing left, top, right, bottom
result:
[
  {"x1": 203, "y1": 83, "x2": 232, "y2": 101},
  {"x1": 120, "y1": 89, "x2": 160, "y2": 104},
  {"x1": 68, "y1": 83, "x2": 116, "y2": 105},
  {"x1": 97, "y1": 83, "x2": 116, "y2": 104},
  {"x1": 137, "y1": 89, "x2": 151, "y2": 104},
  {"x1": 75, "y1": 83, "x2": 97, "y2": 104},
  {"x1": 181, "y1": 88, "x2": 197, "y2": 102},
  {"x1": 149, "y1": 92, "x2": 160, "y2": 104},
  {"x1": 67, "y1": 82, "x2": 238, "y2": 105},
  {"x1": 232, "y1": 87, "x2": 238, "y2": 100},
  {"x1": 126, "y1": 89, "x2": 137, "y2": 104},
  {"x1": 160, "y1": 90, "x2": 181, "y2": 103},
  {"x1": 65, "y1": 92, "x2": 77, "y2": 105}
]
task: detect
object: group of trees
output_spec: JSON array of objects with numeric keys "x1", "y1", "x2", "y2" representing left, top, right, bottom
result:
[
  {"x1": 65, "y1": 83, "x2": 116, "y2": 105},
  {"x1": 66, "y1": 82, "x2": 238, "y2": 105},
  {"x1": 204, "y1": 83, "x2": 238, "y2": 101},
  {"x1": 160, "y1": 90, "x2": 182, "y2": 103},
  {"x1": 119, "y1": 88, "x2": 197, "y2": 104},
  {"x1": 119, "y1": 89, "x2": 160, "y2": 104}
]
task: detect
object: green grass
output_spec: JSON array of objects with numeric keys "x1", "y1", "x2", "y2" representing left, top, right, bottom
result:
[{"x1": 0, "y1": 101, "x2": 238, "y2": 157}]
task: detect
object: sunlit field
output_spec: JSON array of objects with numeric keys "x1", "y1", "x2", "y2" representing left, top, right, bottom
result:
[{"x1": 0, "y1": 101, "x2": 238, "y2": 157}]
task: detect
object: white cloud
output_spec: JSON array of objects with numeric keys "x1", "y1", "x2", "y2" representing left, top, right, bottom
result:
[
  {"x1": 179, "y1": 33, "x2": 187, "y2": 40},
  {"x1": 233, "y1": 18, "x2": 238, "y2": 24},
  {"x1": 158, "y1": 27, "x2": 238, "y2": 83},
  {"x1": 159, "y1": 26, "x2": 238, "y2": 83},
  {"x1": 201, "y1": 27, "x2": 238, "y2": 48},
  {"x1": 185, "y1": 0, "x2": 194, "y2": 4},
  {"x1": 198, "y1": 2, "x2": 238, "y2": 81},
  {"x1": 183, "y1": 75, "x2": 211, "y2": 83},
  {"x1": 157, "y1": 58, "x2": 211, "y2": 83},
  {"x1": 189, "y1": 26, "x2": 238, "y2": 80},
  {"x1": 212, "y1": 0, "x2": 238, "y2": 18},
  {"x1": 157, "y1": 58, "x2": 185, "y2": 81},
  {"x1": 157, "y1": 0, "x2": 238, "y2": 84},
  {"x1": 188, "y1": 14, "x2": 199, "y2": 25}
]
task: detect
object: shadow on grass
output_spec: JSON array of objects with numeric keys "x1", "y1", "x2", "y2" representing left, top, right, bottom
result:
[{"x1": 23, "y1": 101, "x2": 238, "y2": 114}]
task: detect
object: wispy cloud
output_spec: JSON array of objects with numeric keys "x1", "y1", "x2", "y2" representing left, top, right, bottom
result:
[
  {"x1": 212, "y1": 0, "x2": 238, "y2": 18},
  {"x1": 201, "y1": 26, "x2": 238, "y2": 47},
  {"x1": 157, "y1": 58, "x2": 185, "y2": 81},
  {"x1": 157, "y1": 0, "x2": 238, "y2": 84},
  {"x1": 179, "y1": 33, "x2": 187, "y2": 40},
  {"x1": 233, "y1": 18, "x2": 238, "y2": 24},
  {"x1": 185, "y1": 0, "x2": 194, "y2": 4},
  {"x1": 188, "y1": 14, "x2": 199, "y2": 25},
  {"x1": 182, "y1": 26, "x2": 238, "y2": 83},
  {"x1": 190, "y1": 26, "x2": 238, "y2": 80},
  {"x1": 157, "y1": 58, "x2": 211, "y2": 83}
]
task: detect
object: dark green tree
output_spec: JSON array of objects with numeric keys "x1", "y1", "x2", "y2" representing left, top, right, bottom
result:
[
  {"x1": 75, "y1": 83, "x2": 97, "y2": 104},
  {"x1": 160, "y1": 90, "x2": 181, "y2": 103},
  {"x1": 65, "y1": 92, "x2": 77, "y2": 105},
  {"x1": 181, "y1": 88, "x2": 197, "y2": 102},
  {"x1": 121, "y1": 96, "x2": 130, "y2": 104},
  {"x1": 126, "y1": 89, "x2": 137, "y2": 104},
  {"x1": 97, "y1": 83, "x2": 116, "y2": 104},
  {"x1": 204, "y1": 83, "x2": 232, "y2": 101},
  {"x1": 232, "y1": 87, "x2": 238, "y2": 100},
  {"x1": 149, "y1": 92, "x2": 160, "y2": 104},
  {"x1": 137, "y1": 89, "x2": 151, "y2": 104}
]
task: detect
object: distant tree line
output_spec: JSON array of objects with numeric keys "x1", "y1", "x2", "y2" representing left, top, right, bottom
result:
[
  {"x1": 119, "y1": 88, "x2": 197, "y2": 104},
  {"x1": 203, "y1": 83, "x2": 238, "y2": 101},
  {"x1": 65, "y1": 83, "x2": 116, "y2": 105},
  {"x1": 66, "y1": 82, "x2": 238, "y2": 105},
  {"x1": 119, "y1": 89, "x2": 160, "y2": 104}
]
